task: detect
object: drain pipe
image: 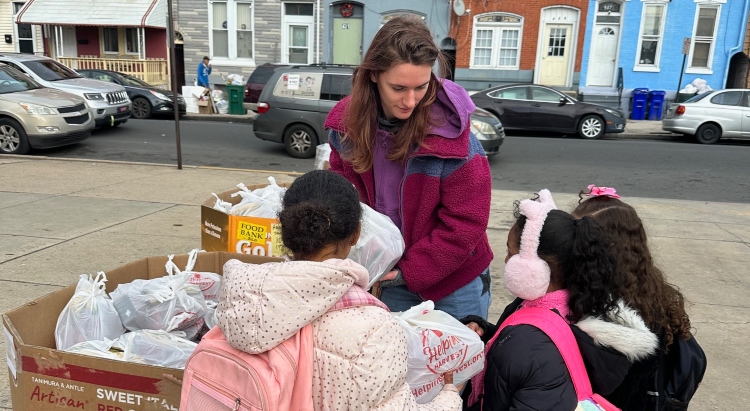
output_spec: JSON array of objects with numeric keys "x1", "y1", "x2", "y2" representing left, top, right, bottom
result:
[
  {"x1": 723, "y1": 0, "x2": 750, "y2": 86},
  {"x1": 316, "y1": 0, "x2": 321, "y2": 64}
]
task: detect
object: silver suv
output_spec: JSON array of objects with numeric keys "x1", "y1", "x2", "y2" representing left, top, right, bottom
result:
[
  {"x1": 0, "y1": 54, "x2": 131, "y2": 128},
  {"x1": 0, "y1": 64, "x2": 93, "y2": 154}
]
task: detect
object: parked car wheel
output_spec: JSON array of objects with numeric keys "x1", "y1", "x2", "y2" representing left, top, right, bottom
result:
[
  {"x1": 0, "y1": 118, "x2": 30, "y2": 155},
  {"x1": 578, "y1": 115, "x2": 605, "y2": 139},
  {"x1": 132, "y1": 98, "x2": 152, "y2": 119},
  {"x1": 694, "y1": 123, "x2": 721, "y2": 144},
  {"x1": 284, "y1": 124, "x2": 317, "y2": 158}
]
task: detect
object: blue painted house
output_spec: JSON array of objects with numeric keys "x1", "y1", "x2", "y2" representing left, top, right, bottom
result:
[{"x1": 578, "y1": 0, "x2": 750, "y2": 114}]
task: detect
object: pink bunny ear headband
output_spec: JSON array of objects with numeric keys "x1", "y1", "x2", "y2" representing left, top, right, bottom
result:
[{"x1": 503, "y1": 189, "x2": 558, "y2": 300}]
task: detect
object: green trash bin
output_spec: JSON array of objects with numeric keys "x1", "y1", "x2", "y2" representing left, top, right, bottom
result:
[{"x1": 225, "y1": 84, "x2": 246, "y2": 115}]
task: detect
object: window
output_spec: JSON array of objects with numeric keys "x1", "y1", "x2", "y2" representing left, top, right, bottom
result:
[
  {"x1": 125, "y1": 28, "x2": 139, "y2": 54},
  {"x1": 22, "y1": 60, "x2": 81, "y2": 81},
  {"x1": 272, "y1": 72, "x2": 323, "y2": 99},
  {"x1": 13, "y1": 2, "x2": 34, "y2": 54},
  {"x1": 710, "y1": 91, "x2": 741, "y2": 106},
  {"x1": 91, "y1": 72, "x2": 116, "y2": 83},
  {"x1": 689, "y1": 5, "x2": 720, "y2": 71},
  {"x1": 471, "y1": 14, "x2": 523, "y2": 69},
  {"x1": 488, "y1": 86, "x2": 527, "y2": 100},
  {"x1": 547, "y1": 28, "x2": 567, "y2": 57},
  {"x1": 531, "y1": 87, "x2": 562, "y2": 102},
  {"x1": 102, "y1": 27, "x2": 119, "y2": 54},
  {"x1": 321, "y1": 74, "x2": 352, "y2": 101},
  {"x1": 635, "y1": 3, "x2": 666, "y2": 69},
  {"x1": 288, "y1": 26, "x2": 309, "y2": 64},
  {"x1": 209, "y1": 0, "x2": 254, "y2": 62}
]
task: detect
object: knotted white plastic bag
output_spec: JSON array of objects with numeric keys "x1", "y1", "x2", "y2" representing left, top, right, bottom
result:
[
  {"x1": 110, "y1": 271, "x2": 207, "y2": 333},
  {"x1": 228, "y1": 177, "x2": 287, "y2": 217},
  {"x1": 349, "y1": 203, "x2": 405, "y2": 288},
  {"x1": 166, "y1": 249, "x2": 222, "y2": 302},
  {"x1": 314, "y1": 143, "x2": 331, "y2": 170},
  {"x1": 55, "y1": 272, "x2": 126, "y2": 351},
  {"x1": 65, "y1": 339, "x2": 146, "y2": 364},
  {"x1": 113, "y1": 330, "x2": 198, "y2": 369},
  {"x1": 393, "y1": 301, "x2": 485, "y2": 404}
]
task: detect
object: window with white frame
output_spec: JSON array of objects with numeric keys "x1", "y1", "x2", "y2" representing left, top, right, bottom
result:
[
  {"x1": 471, "y1": 14, "x2": 523, "y2": 69},
  {"x1": 635, "y1": 3, "x2": 666, "y2": 69},
  {"x1": 209, "y1": 0, "x2": 254, "y2": 61},
  {"x1": 283, "y1": 3, "x2": 314, "y2": 64},
  {"x1": 689, "y1": 4, "x2": 720, "y2": 71},
  {"x1": 102, "y1": 27, "x2": 119, "y2": 54},
  {"x1": 125, "y1": 28, "x2": 139, "y2": 54}
]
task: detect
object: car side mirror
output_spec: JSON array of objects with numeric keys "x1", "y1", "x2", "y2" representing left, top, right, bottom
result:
[{"x1": 559, "y1": 97, "x2": 568, "y2": 105}]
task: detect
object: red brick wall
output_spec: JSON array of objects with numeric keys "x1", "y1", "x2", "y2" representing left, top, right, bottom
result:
[{"x1": 450, "y1": 0, "x2": 589, "y2": 71}]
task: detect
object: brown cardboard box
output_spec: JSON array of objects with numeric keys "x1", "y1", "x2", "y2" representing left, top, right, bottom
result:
[
  {"x1": 2, "y1": 252, "x2": 277, "y2": 411},
  {"x1": 201, "y1": 184, "x2": 291, "y2": 257}
]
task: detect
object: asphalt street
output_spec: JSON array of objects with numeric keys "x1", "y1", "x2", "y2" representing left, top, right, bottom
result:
[{"x1": 32, "y1": 118, "x2": 750, "y2": 203}]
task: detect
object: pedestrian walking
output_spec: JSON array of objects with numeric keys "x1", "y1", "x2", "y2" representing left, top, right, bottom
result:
[
  {"x1": 573, "y1": 185, "x2": 706, "y2": 411},
  {"x1": 324, "y1": 16, "x2": 493, "y2": 320},
  {"x1": 217, "y1": 170, "x2": 462, "y2": 410},
  {"x1": 197, "y1": 56, "x2": 212, "y2": 88},
  {"x1": 462, "y1": 190, "x2": 659, "y2": 410}
]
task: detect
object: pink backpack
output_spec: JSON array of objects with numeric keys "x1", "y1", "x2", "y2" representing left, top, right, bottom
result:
[
  {"x1": 179, "y1": 285, "x2": 388, "y2": 411},
  {"x1": 471, "y1": 307, "x2": 621, "y2": 411}
]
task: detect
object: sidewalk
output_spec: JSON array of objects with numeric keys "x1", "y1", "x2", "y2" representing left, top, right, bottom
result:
[{"x1": 1, "y1": 156, "x2": 748, "y2": 410}]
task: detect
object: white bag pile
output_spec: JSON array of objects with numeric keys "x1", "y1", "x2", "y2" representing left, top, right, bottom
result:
[
  {"x1": 394, "y1": 301, "x2": 485, "y2": 404},
  {"x1": 680, "y1": 78, "x2": 713, "y2": 94},
  {"x1": 213, "y1": 177, "x2": 287, "y2": 217},
  {"x1": 349, "y1": 203, "x2": 405, "y2": 288}
]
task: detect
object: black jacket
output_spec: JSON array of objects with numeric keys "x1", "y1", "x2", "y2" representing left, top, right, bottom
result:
[{"x1": 463, "y1": 298, "x2": 659, "y2": 411}]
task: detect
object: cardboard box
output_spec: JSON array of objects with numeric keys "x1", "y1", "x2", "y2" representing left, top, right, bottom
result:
[
  {"x1": 201, "y1": 184, "x2": 291, "y2": 257},
  {"x1": 3, "y1": 252, "x2": 278, "y2": 411}
]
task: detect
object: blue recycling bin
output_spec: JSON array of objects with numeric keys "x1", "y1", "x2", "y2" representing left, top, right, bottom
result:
[
  {"x1": 648, "y1": 90, "x2": 666, "y2": 121},
  {"x1": 631, "y1": 88, "x2": 649, "y2": 120}
]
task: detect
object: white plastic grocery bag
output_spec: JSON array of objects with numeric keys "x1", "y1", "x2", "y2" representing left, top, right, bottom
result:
[
  {"x1": 314, "y1": 143, "x2": 331, "y2": 170},
  {"x1": 110, "y1": 271, "x2": 207, "y2": 333},
  {"x1": 65, "y1": 339, "x2": 146, "y2": 364},
  {"x1": 393, "y1": 301, "x2": 485, "y2": 404},
  {"x1": 229, "y1": 177, "x2": 287, "y2": 217},
  {"x1": 55, "y1": 272, "x2": 126, "y2": 351},
  {"x1": 349, "y1": 203, "x2": 405, "y2": 288},
  {"x1": 113, "y1": 330, "x2": 198, "y2": 369},
  {"x1": 166, "y1": 249, "x2": 222, "y2": 302}
]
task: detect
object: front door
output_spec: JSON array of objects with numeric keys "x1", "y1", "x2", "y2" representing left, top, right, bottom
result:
[
  {"x1": 61, "y1": 26, "x2": 77, "y2": 57},
  {"x1": 332, "y1": 18, "x2": 362, "y2": 65},
  {"x1": 538, "y1": 24, "x2": 572, "y2": 87},
  {"x1": 588, "y1": 25, "x2": 619, "y2": 86}
]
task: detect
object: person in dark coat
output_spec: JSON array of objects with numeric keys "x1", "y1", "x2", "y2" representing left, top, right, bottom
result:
[{"x1": 463, "y1": 191, "x2": 660, "y2": 411}]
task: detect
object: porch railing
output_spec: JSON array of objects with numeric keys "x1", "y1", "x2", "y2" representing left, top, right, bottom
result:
[{"x1": 58, "y1": 56, "x2": 169, "y2": 88}]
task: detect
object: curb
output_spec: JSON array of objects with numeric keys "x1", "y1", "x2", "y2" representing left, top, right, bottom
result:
[
  {"x1": 181, "y1": 114, "x2": 255, "y2": 124},
  {"x1": 607, "y1": 132, "x2": 684, "y2": 141}
]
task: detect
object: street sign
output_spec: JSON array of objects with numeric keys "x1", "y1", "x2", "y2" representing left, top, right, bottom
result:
[{"x1": 682, "y1": 37, "x2": 691, "y2": 55}]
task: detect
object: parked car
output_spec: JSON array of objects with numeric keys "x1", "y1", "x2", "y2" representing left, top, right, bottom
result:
[
  {"x1": 0, "y1": 64, "x2": 93, "y2": 155},
  {"x1": 471, "y1": 84, "x2": 626, "y2": 139},
  {"x1": 0, "y1": 54, "x2": 131, "y2": 128},
  {"x1": 662, "y1": 89, "x2": 750, "y2": 144},
  {"x1": 254, "y1": 64, "x2": 506, "y2": 158},
  {"x1": 243, "y1": 63, "x2": 291, "y2": 112},
  {"x1": 77, "y1": 69, "x2": 186, "y2": 119}
]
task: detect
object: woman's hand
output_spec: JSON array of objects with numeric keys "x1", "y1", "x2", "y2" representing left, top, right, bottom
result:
[
  {"x1": 466, "y1": 322, "x2": 484, "y2": 338},
  {"x1": 443, "y1": 372, "x2": 454, "y2": 386}
]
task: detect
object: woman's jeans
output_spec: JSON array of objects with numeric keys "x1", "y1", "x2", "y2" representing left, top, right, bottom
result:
[{"x1": 379, "y1": 267, "x2": 492, "y2": 320}]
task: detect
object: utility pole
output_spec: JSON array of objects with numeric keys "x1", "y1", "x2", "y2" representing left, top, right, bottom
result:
[{"x1": 167, "y1": 0, "x2": 183, "y2": 169}]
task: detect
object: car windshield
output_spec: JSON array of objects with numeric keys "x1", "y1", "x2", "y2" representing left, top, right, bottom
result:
[
  {"x1": 686, "y1": 92, "x2": 711, "y2": 103},
  {"x1": 24, "y1": 60, "x2": 82, "y2": 81},
  {"x1": 120, "y1": 75, "x2": 152, "y2": 88},
  {"x1": 0, "y1": 66, "x2": 42, "y2": 94}
]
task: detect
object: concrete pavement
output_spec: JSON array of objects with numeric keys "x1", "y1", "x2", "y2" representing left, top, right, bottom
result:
[{"x1": 1, "y1": 155, "x2": 747, "y2": 410}]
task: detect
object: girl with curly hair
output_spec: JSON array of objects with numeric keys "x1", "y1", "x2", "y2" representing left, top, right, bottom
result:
[
  {"x1": 573, "y1": 186, "x2": 698, "y2": 410},
  {"x1": 463, "y1": 190, "x2": 658, "y2": 410}
]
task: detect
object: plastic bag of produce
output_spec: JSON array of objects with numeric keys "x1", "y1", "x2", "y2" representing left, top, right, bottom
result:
[
  {"x1": 55, "y1": 272, "x2": 126, "y2": 350},
  {"x1": 349, "y1": 203, "x2": 405, "y2": 288},
  {"x1": 114, "y1": 330, "x2": 198, "y2": 369},
  {"x1": 229, "y1": 177, "x2": 287, "y2": 217},
  {"x1": 166, "y1": 249, "x2": 222, "y2": 302},
  {"x1": 314, "y1": 143, "x2": 331, "y2": 170}
]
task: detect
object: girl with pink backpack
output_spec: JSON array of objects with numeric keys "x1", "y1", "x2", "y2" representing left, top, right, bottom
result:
[
  {"x1": 181, "y1": 170, "x2": 462, "y2": 411},
  {"x1": 461, "y1": 190, "x2": 660, "y2": 411}
]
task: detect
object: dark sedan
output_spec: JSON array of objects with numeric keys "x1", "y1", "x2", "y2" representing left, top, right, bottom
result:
[
  {"x1": 471, "y1": 84, "x2": 625, "y2": 139},
  {"x1": 77, "y1": 70, "x2": 186, "y2": 119}
]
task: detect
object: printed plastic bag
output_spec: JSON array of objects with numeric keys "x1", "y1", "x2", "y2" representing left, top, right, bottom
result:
[
  {"x1": 55, "y1": 272, "x2": 126, "y2": 351},
  {"x1": 393, "y1": 301, "x2": 485, "y2": 404},
  {"x1": 228, "y1": 177, "x2": 287, "y2": 217},
  {"x1": 315, "y1": 143, "x2": 331, "y2": 170},
  {"x1": 110, "y1": 271, "x2": 207, "y2": 333},
  {"x1": 113, "y1": 330, "x2": 198, "y2": 369},
  {"x1": 166, "y1": 249, "x2": 222, "y2": 302},
  {"x1": 349, "y1": 203, "x2": 405, "y2": 288}
]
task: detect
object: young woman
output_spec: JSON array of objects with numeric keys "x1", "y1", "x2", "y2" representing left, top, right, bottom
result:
[
  {"x1": 324, "y1": 16, "x2": 493, "y2": 320},
  {"x1": 218, "y1": 170, "x2": 462, "y2": 410},
  {"x1": 573, "y1": 186, "x2": 698, "y2": 410},
  {"x1": 463, "y1": 191, "x2": 659, "y2": 410}
]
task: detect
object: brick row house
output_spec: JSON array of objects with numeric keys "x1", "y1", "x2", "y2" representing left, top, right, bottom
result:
[{"x1": 12, "y1": 0, "x2": 169, "y2": 87}]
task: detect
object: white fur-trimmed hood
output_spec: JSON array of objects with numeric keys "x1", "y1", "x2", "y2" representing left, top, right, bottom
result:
[{"x1": 577, "y1": 300, "x2": 659, "y2": 362}]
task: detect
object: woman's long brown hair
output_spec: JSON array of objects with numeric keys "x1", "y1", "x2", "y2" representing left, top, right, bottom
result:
[
  {"x1": 343, "y1": 16, "x2": 448, "y2": 173},
  {"x1": 573, "y1": 197, "x2": 692, "y2": 347}
]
